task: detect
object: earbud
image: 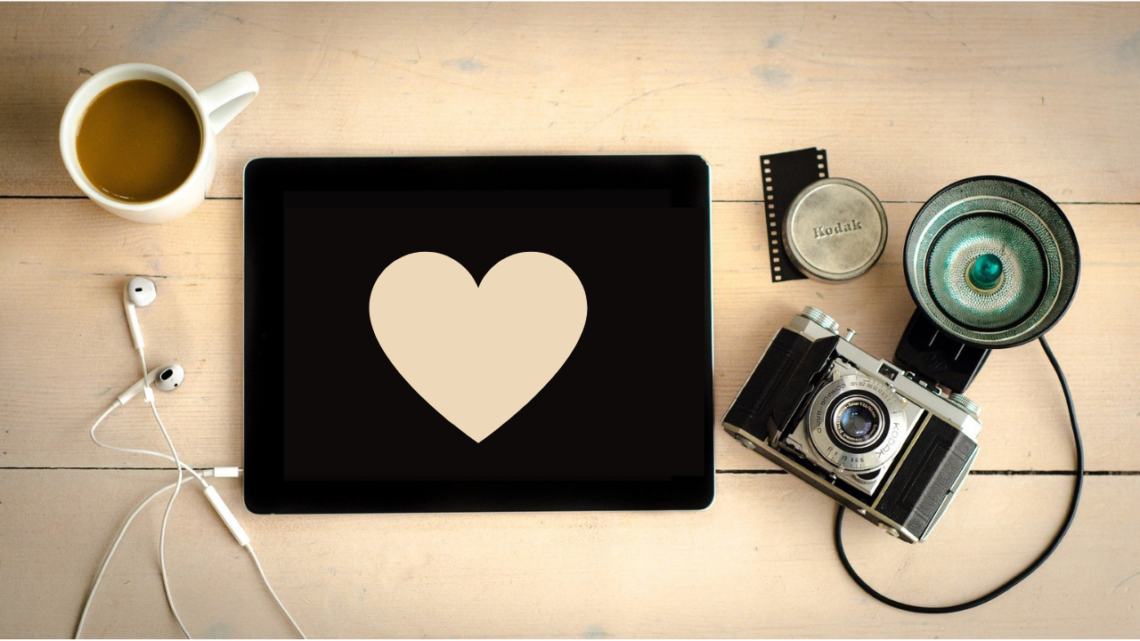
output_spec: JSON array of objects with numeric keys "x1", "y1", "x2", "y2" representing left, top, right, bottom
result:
[
  {"x1": 154, "y1": 364, "x2": 185, "y2": 391},
  {"x1": 123, "y1": 277, "x2": 157, "y2": 351},
  {"x1": 116, "y1": 364, "x2": 185, "y2": 406}
]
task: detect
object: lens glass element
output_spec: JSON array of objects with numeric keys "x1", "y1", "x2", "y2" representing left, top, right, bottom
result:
[
  {"x1": 827, "y1": 395, "x2": 885, "y2": 450},
  {"x1": 839, "y1": 404, "x2": 877, "y2": 440}
]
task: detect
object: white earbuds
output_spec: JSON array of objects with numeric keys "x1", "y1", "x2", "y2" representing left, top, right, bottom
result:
[
  {"x1": 120, "y1": 277, "x2": 183, "y2": 399},
  {"x1": 116, "y1": 365, "x2": 186, "y2": 406},
  {"x1": 78, "y1": 278, "x2": 305, "y2": 640},
  {"x1": 123, "y1": 277, "x2": 157, "y2": 350}
]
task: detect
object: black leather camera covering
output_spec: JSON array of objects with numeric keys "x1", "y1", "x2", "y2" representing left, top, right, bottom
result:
[
  {"x1": 724, "y1": 328, "x2": 839, "y2": 440},
  {"x1": 875, "y1": 415, "x2": 977, "y2": 539}
]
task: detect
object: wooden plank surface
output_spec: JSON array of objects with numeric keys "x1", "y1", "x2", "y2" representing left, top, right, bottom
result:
[
  {"x1": 2, "y1": 471, "x2": 1138, "y2": 638},
  {"x1": 1, "y1": 2, "x2": 1138, "y2": 638},
  {"x1": 2, "y1": 3, "x2": 1140, "y2": 202}
]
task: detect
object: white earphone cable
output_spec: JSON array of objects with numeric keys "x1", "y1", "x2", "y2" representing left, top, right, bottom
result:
[
  {"x1": 89, "y1": 403, "x2": 208, "y2": 487},
  {"x1": 74, "y1": 468, "x2": 306, "y2": 640},
  {"x1": 138, "y1": 346, "x2": 151, "y2": 390},
  {"x1": 246, "y1": 545, "x2": 308, "y2": 639},
  {"x1": 75, "y1": 472, "x2": 207, "y2": 638},
  {"x1": 86, "y1": 385, "x2": 306, "y2": 638},
  {"x1": 136, "y1": 345, "x2": 194, "y2": 638},
  {"x1": 89, "y1": 282, "x2": 305, "y2": 638},
  {"x1": 147, "y1": 396, "x2": 192, "y2": 638}
]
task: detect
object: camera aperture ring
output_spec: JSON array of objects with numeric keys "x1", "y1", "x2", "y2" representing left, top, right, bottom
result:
[{"x1": 806, "y1": 374, "x2": 908, "y2": 473}]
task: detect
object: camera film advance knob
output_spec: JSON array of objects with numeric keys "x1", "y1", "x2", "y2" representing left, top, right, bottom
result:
[
  {"x1": 947, "y1": 392, "x2": 981, "y2": 419},
  {"x1": 801, "y1": 307, "x2": 840, "y2": 334}
]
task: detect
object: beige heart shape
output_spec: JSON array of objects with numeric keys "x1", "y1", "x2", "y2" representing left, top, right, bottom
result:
[{"x1": 369, "y1": 252, "x2": 588, "y2": 443}]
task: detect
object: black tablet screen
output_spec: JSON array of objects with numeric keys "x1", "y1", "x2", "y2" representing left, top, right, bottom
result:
[{"x1": 282, "y1": 189, "x2": 706, "y2": 483}]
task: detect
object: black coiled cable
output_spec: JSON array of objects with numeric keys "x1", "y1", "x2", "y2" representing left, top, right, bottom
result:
[{"x1": 833, "y1": 336, "x2": 1084, "y2": 614}]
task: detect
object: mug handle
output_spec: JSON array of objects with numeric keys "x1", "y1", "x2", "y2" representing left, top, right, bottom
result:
[{"x1": 197, "y1": 71, "x2": 260, "y2": 135}]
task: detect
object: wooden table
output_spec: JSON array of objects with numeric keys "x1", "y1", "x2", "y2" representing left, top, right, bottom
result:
[{"x1": 2, "y1": 3, "x2": 1138, "y2": 637}]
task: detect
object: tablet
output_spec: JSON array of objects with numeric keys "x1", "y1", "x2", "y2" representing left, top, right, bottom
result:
[{"x1": 243, "y1": 155, "x2": 713, "y2": 513}]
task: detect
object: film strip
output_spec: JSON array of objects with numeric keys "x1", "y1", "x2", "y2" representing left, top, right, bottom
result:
[{"x1": 761, "y1": 147, "x2": 829, "y2": 282}]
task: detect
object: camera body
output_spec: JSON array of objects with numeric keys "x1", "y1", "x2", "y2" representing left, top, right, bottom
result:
[{"x1": 723, "y1": 308, "x2": 982, "y2": 543}]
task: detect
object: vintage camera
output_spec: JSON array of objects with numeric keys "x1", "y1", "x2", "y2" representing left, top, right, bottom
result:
[{"x1": 723, "y1": 307, "x2": 982, "y2": 543}]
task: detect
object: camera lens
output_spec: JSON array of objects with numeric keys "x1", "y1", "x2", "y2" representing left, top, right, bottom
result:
[
  {"x1": 807, "y1": 375, "x2": 907, "y2": 473},
  {"x1": 839, "y1": 404, "x2": 877, "y2": 440},
  {"x1": 827, "y1": 395, "x2": 885, "y2": 450}
]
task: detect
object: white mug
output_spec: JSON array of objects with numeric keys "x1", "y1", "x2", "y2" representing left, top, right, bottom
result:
[{"x1": 60, "y1": 63, "x2": 259, "y2": 224}]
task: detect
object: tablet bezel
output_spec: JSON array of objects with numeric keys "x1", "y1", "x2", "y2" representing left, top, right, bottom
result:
[{"x1": 244, "y1": 155, "x2": 714, "y2": 514}]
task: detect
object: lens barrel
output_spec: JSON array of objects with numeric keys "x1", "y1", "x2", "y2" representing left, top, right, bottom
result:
[
  {"x1": 806, "y1": 375, "x2": 908, "y2": 473},
  {"x1": 836, "y1": 399, "x2": 880, "y2": 442}
]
